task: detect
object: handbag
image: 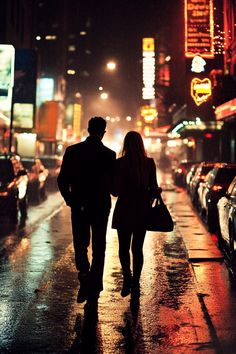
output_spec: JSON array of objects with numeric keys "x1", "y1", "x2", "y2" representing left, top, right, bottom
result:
[{"x1": 146, "y1": 195, "x2": 174, "y2": 232}]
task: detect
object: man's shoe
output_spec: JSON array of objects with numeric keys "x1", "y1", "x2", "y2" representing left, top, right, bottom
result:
[{"x1": 121, "y1": 278, "x2": 131, "y2": 297}]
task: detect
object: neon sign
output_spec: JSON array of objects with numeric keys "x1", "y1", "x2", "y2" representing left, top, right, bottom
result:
[
  {"x1": 191, "y1": 55, "x2": 206, "y2": 73},
  {"x1": 142, "y1": 38, "x2": 155, "y2": 100},
  {"x1": 140, "y1": 105, "x2": 158, "y2": 123},
  {"x1": 185, "y1": 0, "x2": 214, "y2": 58},
  {"x1": 191, "y1": 77, "x2": 212, "y2": 106}
]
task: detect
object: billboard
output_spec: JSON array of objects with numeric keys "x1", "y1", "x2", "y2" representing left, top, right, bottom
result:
[
  {"x1": 185, "y1": 0, "x2": 214, "y2": 58},
  {"x1": 36, "y1": 78, "x2": 54, "y2": 108},
  {"x1": 142, "y1": 38, "x2": 155, "y2": 100},
  {"x1": 0, "y1": 44, "x2": 15, "y2": 96}
]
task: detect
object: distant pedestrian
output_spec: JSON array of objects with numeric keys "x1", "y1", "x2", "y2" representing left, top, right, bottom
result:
[
  {"x1": 112, "y1": 131, "x2": 161, "y2": 301},
  {"x1": 57, "y1": 117, "x2": 116, "y2": 313}
]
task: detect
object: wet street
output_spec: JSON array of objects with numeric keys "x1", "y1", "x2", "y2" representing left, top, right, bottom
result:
[{"x1": 1, "y1": 181, "x2": 236, "y2": 353}]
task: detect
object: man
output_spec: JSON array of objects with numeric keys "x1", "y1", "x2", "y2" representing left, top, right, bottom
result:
[{"x1": 57, "y1": 117, "x2": 116, "y2": 312}]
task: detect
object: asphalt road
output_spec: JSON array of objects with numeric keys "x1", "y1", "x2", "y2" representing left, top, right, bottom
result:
[{"x1": 0, "y1": 186, "x2": 236, "y2": 353}]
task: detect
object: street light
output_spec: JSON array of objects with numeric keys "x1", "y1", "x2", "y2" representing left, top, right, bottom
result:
[
  {"x1": 106, "y1": 61, "x2": 116, "y2": 71},
  {"x1": 100, "y1": 92, "x2": 108, "y2": 100}
]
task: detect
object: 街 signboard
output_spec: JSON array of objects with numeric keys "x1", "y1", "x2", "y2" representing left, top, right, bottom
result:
[
  {"x1": 185, "y1": 0, "x2": 214, "y2": 58},
  {"x1": 191, "y1": 77, "x2": 212, "y2": 106}
]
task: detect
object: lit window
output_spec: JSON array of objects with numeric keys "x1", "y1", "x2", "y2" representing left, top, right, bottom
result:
[
  {"x1": 68, "y1": 45, "x2": 76, "y2": 52},
  {"x1": 45, "y1": 35, "x2": 57, "y2": 40}
]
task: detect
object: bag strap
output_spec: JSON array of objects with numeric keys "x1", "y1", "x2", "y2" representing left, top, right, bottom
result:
[{"x1": 154, "y1": 195, "x2": 164, "y2": 207}]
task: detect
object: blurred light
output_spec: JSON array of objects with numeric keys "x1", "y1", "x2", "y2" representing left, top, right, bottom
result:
[
  {"x1": 205, "y1": 133, "x2": 213, "y2": 139},
  {"x1": 115, "y1": 117, "x2": 120, "y2": 121},
  {"x1": 111, "y1": 118, "x2": 115, "y2": 123},
  {"x1": 165, "y1": 55, "x2": 171, "y2": 62},
  {"x1": 99, "y1": 86, "x2": 103, "y2": 91},
  {"x1": 75, "y1": 92, "x2": 81, "y2": 98},
  {"x1": 80, "y1": 31, "x2": 87, "y2": 36},
  {"x1": 106, "y1": 116, "x2": 110, "y2": 121},
  {"x1": 126, "y1": 116, "x2": 132, "y2": 121},
  {"x1": 67, "y1": 69, "x2": 76, "y2": 75},
  {"x1": 57, "y1": 144, "x2": 63, "y2": 152},
  {"x1": 45, "y1": 35, "x2": 57, "y2": 40},
  {"x1": 212, "y1": 185, "x2": 223, "y2": 191},
  {"x1": 106, "y1": 61, "x2": 116, "y2": 71},
  {"x1": 68, "y1": 45, "x2": 76, "y2": 52},
  {"x1": 36, "y1": 35, "x2": 41, "y2": 41},
  {"x1": 167, "y1": 140, "x2": 177, "y2": 147},
  {"x1": 100, "y1": 92, "x2": 108, "y2": 100}
]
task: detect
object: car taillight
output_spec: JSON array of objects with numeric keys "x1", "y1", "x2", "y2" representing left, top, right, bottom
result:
[{"x1": 212, "y1": 185, "x2": 223, "y2": 191}]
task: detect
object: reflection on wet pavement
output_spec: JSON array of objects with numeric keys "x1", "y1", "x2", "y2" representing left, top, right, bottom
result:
[{"x1": 1, "y1": 189, "x2": 236, "y2": 352}]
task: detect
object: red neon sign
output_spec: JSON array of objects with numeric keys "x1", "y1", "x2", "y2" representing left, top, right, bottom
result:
[{"x1": 185, "y1": 0, "x2": 214, "y2": 58}]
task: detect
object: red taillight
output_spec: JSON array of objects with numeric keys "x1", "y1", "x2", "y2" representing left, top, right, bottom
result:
[{"x1": 212, "y1": 185, "x2": 223, "y2": 191}]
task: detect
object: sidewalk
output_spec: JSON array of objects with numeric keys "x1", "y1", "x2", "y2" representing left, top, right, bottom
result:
[{"x1": 167, "y1": 187, "x2": 223, "y2": 262}]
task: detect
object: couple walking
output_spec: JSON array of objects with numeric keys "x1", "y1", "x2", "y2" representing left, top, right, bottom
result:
[{"x1": 57, "y1": 116, "x2": 161, "y2": 314}]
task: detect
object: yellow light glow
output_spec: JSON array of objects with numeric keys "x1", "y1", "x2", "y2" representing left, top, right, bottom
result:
[
  {"x1": 140, "y1": 105, "x2": 158, "y2": 123},
  {"x1": 67, "y1": 69, "x2": 76, "y2": 75},
  {"x1": 143, "y1": 38, "x2": 155, "y2": 52},
  {"x1": 191, "y1": 77, "x2": 212, "y2": 106},
  {"x1": 106, "y1": 61, "x2": 116, "y2": 71},
  {"x1": 100, "y1": 92, "x2": 108, "y2": 100}
]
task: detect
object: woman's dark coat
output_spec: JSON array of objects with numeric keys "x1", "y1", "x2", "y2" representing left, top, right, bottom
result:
[{"x1": 112, "y1": 156, "x2": 158, "y2": 231}]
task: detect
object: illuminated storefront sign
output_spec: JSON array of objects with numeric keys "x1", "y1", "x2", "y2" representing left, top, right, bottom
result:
[
  {"x1": 215, "y1": 98, "x2": 236, "y2": 120},
  {"x1": 191, "y1": 55, "x2": 206, "y2": 73},
  {"x1": 191, "y1": 77, "x2": 212, "y2": 106},
  {"x1": 185, "y1": 0, "x2": 214, "y2": 58},
  {"x1": 140, "y1": 105, "x2": 158, "y2": 123},
  {"x1": 0, "y1": 45, "x2": 15, "y2": 95},
  {"x1": 0, "y1": 45, "x2": 15, "y2": 118},
  {"x1": 142, "y1": 38, "x2": 155, "y2": 100},
  {"x1": 36, "y1": 78, "x2": 54, "y2": 107},
  {"x1": 13, "y1": 103, "x2": 34, "y2": 128},
  {"x1": 73, "y1": 103, "x2": 82, "y2": 137},
  {"x1": 169, "y1": 118, "x2": 223, "y2": 137}
]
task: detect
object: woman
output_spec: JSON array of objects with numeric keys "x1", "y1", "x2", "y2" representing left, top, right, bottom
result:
[{"x1": 112, "y1": 131, "x2": 161, "y2": 299}]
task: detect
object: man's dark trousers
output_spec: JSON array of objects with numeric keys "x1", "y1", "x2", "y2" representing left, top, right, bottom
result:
[{"x1": 71, "y1": 203, "x2": 110, "y2": 298}]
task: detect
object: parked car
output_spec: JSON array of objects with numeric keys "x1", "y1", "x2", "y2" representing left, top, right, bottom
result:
[
  {"x1": 198, "y1": 163, "x2": 236, "y2": 231},
  {"x1": 38, "y1": 155, "x2": 62, "y2": 191},
  {"x1": 189, "y1": 162, "x2": 216, "y2": 206},
  {"x1": 173, "y1": 161, "x2": 195, "y2": 187},
  {"x1": 217, "y1": 176, "x2": 236, "y2": 266},
  {"x1": 21, "y1": 157, "x2": 49, "y2": 203},
  {"x1": 186, "y1": 163, "x2": 199, "y2": 193},
  {"x1": 0, "y1": 154, "x2": 28, "y2": 222}
]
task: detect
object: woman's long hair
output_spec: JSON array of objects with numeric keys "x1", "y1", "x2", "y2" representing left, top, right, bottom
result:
[{"x1": 121, "y1": 131, "x2": 147, "y2": 187}]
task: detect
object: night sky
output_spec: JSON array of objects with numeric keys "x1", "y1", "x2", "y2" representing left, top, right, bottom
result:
[{"x1": 76, "y1": 0, "x2": 174, "y2": 118}]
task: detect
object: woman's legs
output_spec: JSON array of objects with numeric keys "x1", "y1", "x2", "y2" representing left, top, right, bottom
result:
[
  {"x1": 131, "y1": 229, "x2": 146, "y2": 285},
  {"x1": 117, "y1": 229, "x2": 132, "y2": 276},
  {"x1": 117, "y1": 229, "x2": 132, "y2": 296}
]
